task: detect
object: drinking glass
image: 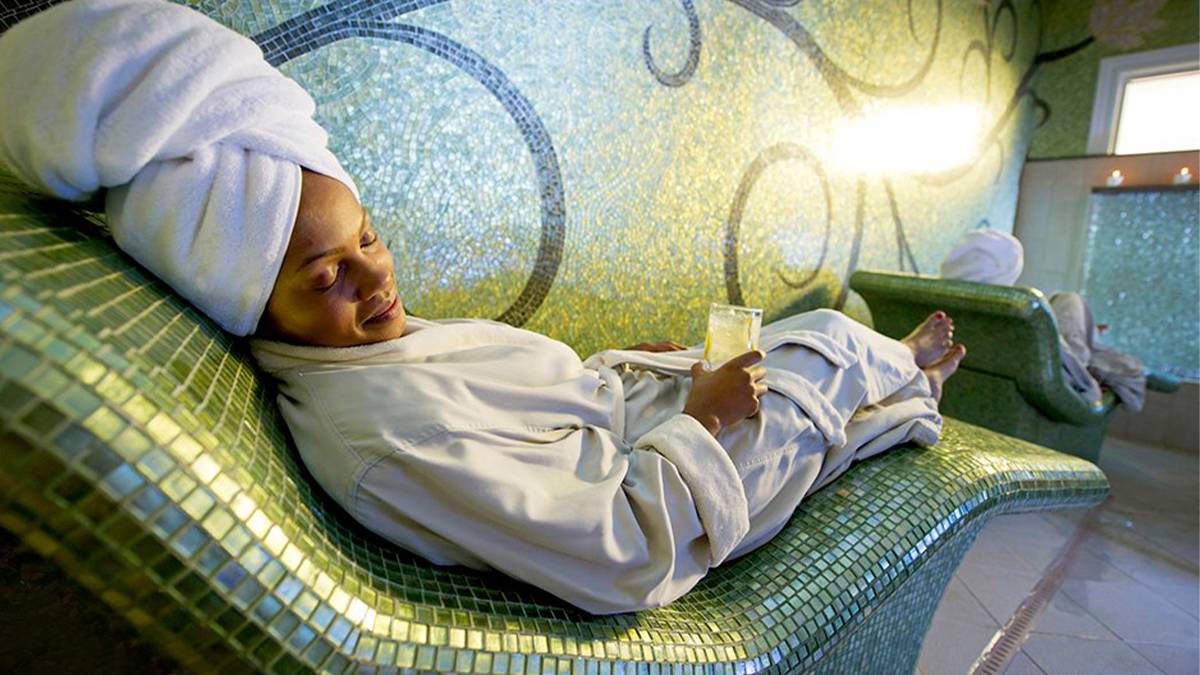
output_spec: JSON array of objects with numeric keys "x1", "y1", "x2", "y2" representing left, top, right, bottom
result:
[{"x1": 703, "y1": 303, "x2": 762, "y2": 369}]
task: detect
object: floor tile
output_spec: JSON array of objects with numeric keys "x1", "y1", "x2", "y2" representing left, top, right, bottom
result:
[
  {"x1": 1113, "y1": 512, "x2": 1200, "y2": 568},
  {"x1": 1141, "y1": 579, "x2": 1200, "y2": 620},
  {"x1": 990, "y1": 516, "x2": 1074, "y2": 574},
  {"x1": 1079, "y1": 521, "x2": 1198, "y2": 591},
  {"x1": 1002, "y1": 651, "x2": 1047, "y2": 675},
  {"x1": 917, "y1": 617, "x2": 997, "y2": 675},
  {"x1": 934, "y1": 575, "x2": 998, "y2": 629},
  {"x1": 989, "y1": 513, "x2": 1060, "y2": 534},
  {"x1": 1078, "y1": 538, "x2": 1200, "y2": 623},
  {"x1": 1032, "y1": 590, "x2": 1117, "y2": 640},
  {"x1": 985, "y1": 512, "x2": 1074, "y2": 544},
  {"x1": 1127, "y1": 642, "x2": 1200, "y2": 675},
  {"x1": 956, "y1": 562, "x2": 1040, "y2": 625},
  {"x1": 923, "y1": 435, "x2": 1197, "y2": 675},
  {"x1": 1022, "y1": 634, "x2": 1161, "y2": 675},
  {"x1": 1038, "y1": 509, "x2": 1087, "y2": 537},
  {"x1": 962, "y1": 530, "x2": 1040, "y2": 575},
  {"x1": 1059, "y1": 545, "x2": 1136, "y2": 584},
  {"x1": 1059, "y1": 578, "x2": 1199, "y2": 647}
]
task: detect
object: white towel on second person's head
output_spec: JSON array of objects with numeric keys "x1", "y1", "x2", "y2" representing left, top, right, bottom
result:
[
  {"x1": 0, "y1": 0, "x2": 359, "y2": 336},
  {"x1": 940, "y1": 229, "x2": 1024, "y2": 286}
]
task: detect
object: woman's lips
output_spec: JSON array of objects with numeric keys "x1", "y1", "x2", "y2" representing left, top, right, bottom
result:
[{"x1": 366, "y1": 297, "x2": 400, "y2": 325}]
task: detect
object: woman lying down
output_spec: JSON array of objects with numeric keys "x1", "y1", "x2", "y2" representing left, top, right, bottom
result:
[{"x1": 0, "y1": 0, "x2": 966, "y2": 614}]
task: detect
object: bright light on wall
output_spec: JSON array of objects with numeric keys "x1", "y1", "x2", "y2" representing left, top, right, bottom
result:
[
  {"x1": 830, "y1": 104, "x2": 984, "y2": 176},
  {"x1": 1114, "y1": 70, "x2": 1200, "y2": 155}
]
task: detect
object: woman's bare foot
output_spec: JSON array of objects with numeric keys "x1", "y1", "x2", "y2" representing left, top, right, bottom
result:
[
  {"x1": 902, "y1": 311, "x2": 954, "y2": 368},
  {"x1": 923, "y1": 344, "x2": 966, "y2": 402}
]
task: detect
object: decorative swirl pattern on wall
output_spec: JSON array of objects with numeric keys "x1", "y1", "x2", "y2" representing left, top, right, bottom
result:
[
  {"x1": 252, "y1": 0, "x2": 565, "y2": 327},
  {"x1": 726, "y1": 0, "x2": 944, "y2": 105},
  {"x1": 3, "y1": 0, "x2": 1046, "y2": 341},
  {"x1": 962, "y1": 0, "x2": 1019, "y2": 104},
  {"x1": 960, "y1": 0, "x2": 1020, "y2": 185},
  {"x1": 722, "y1": 143, "x2": 832, "y2": 306},
  {"x1": 731, "y1": 0, "x2": 944, "y2": 302},
  {"x1": 642, "y1": 0, "x2": 702, "y2": 87},
  {"x1": 883, "y1": 180, "x2": 921, "y2": 272},
  {"x1": 642, "y1": 0, "x2": 949, "y2": 307},
  {"x1": 919, "y1": 0, "x2": 1032, "y2": 188}
]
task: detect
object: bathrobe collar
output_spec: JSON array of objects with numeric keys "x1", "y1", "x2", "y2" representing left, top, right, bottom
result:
[{"x1": 250, "y1": 316, "x2": 557, "y2": 373}]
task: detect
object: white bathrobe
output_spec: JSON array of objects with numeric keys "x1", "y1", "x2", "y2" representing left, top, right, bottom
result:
[
  {"x1": 250, "y1": 309, "x2": 941, "y2": 614},
  {"x1": 1050, "y1": 292, "x2": 1146, "y2": 412}
]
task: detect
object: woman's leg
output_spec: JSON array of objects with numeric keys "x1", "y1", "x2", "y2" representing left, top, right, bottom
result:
[
  {"x1": 760, "y1": 308, "x2": 927, "y2": 410},
  {"x1": 721, "y1": 309, "x2": 966, "y2": 559}
]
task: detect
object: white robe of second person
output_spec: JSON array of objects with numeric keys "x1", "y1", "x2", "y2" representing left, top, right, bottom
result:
[{"x1": 250, "y1": 309, "x2": 941, "y2": 614}]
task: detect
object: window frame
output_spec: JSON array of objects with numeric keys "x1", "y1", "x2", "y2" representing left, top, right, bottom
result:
[{"x1": 1086, "y1": 42, "x2": 1200, "y2": 155}]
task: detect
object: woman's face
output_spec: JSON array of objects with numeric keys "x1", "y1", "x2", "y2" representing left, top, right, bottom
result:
[{"x1": 258, "y1": 170, "x2": 407, "y2": 347}]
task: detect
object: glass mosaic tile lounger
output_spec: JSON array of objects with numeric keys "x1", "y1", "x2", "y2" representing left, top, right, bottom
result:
[
  {"x1": 0, "y1": 183, "x2": 1108, "y2": 674},
  {"x1": 849, "y1": 270, "x2": 1179, "y2": 465}
]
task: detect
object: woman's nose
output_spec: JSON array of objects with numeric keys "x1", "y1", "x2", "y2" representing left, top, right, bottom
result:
[{"x1": 353, "y1": 255, "x2": 392, "y2": 301}]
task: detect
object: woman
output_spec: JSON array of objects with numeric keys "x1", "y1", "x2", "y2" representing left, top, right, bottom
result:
[
  {"x1": 0, "y1": 0, "x2": 965, "y2": 614},
  {"x1": 246, "y1": 169, "x2": 965, "y2": 613}
]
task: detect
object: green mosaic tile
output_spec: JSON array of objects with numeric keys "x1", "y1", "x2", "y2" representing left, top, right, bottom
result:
[
  {"x1": 1083, "y1": 188, "x2": 1200, "y2": 379},
  {"x1": 0, "y1": 341, "x2": 39, "y2": 379}
]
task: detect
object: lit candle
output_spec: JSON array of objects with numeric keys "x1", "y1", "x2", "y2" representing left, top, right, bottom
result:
[
  {"x1": 1106, "y1": 169, "x2": 1124, "y2": 187},
  {"x1": 1174, "y1": 167, "x2": 1193, "y2": 185}
]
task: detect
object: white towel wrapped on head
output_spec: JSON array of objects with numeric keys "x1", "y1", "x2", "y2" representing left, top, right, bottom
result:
[
  {"x1": 0, "y1": 0, "x2": 359, "y2": 335},
  {"x1": 940, "y1": 229, "x2": 1024, "y2": 286}
]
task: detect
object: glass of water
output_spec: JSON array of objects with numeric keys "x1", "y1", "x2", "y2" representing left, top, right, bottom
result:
[{"x1": 703, "y1": 303, "x2": 762, "y2": 369}]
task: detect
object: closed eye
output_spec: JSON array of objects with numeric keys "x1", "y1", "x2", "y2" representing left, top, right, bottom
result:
[{"x1": 316, "y1": 264, "x2": 343, "y2": 292}]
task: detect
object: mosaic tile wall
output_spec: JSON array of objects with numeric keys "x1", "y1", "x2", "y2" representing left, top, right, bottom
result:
[
  {"x1": 3, "y1": 0, "x2": 1044, "y2": 356},
  {"x1": 1082, "y1": 187, "x2": 1200, "y2": 380}
]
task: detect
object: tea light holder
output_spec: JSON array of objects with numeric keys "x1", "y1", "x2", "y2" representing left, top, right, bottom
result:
[
  {"x1": 1105, "y1": 169, "x2": 1124, "y2": 187},
  {"x1": 1174, "y1": 167, "x2": 1193, "y2": 185}
]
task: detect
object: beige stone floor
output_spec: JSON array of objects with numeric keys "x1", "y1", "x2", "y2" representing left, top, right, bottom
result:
[{"x1": 918, "y1": 436, "x2": 1199, "y2": 675}]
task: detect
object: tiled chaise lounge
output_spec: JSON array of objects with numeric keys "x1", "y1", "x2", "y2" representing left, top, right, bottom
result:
[
  {"x1": 850, "y1": 270, "x2": 1178, "y2": 464},
  {"x1": 0, "y1": 178, "x2": 1108, "y2": 674}
]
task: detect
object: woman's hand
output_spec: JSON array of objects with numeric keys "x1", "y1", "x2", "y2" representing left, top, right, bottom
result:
[
  {"x1": 683, "y1": 350, "x2": 768, "y2": 437},
  {"x1": 624, "y1": 341, "x2": 688, "y2": 352}
]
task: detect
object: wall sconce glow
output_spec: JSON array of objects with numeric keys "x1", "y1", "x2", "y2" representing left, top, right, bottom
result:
[
  {"x1": 1106, "y1": 169, "x2": 1124, "y2": 186},
  {"x1": 830, "y1": 104, "x2": 984, "y2": 176},
  {"x1": 1174, "y1": 167, "x2": 1193, "y2": 185}
]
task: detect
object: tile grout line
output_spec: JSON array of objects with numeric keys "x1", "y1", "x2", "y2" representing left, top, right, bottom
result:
[{"x1": 966, "y1": 501, "x2": 1109, "y2": 675}]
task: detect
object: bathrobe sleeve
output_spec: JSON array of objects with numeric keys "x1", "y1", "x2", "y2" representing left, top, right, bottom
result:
[{"x1": 348, "y1": 414, "x2": 750, "y2": 615}]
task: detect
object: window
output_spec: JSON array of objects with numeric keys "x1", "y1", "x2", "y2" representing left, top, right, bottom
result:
[
  {"x1": 1113, "y1": 70, "x2": 1200, "y2": 154},
  {"x1": 1087, "y1": 43, "x2": 1200, "y2": 155}
]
